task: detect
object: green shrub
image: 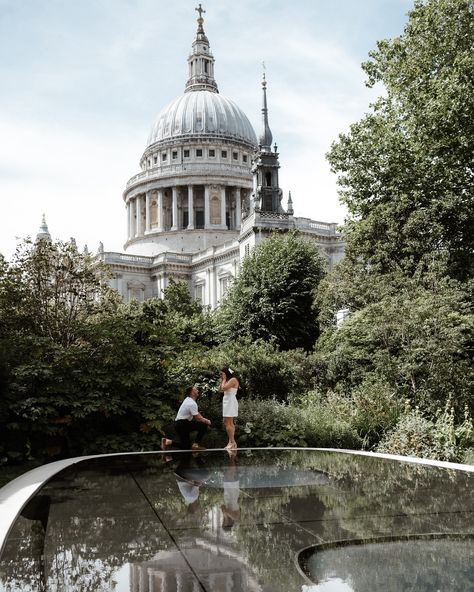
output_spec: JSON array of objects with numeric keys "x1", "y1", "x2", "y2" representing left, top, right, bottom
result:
[
  {"x1": 202, "y1": 337, "x2": 315, "y2": 401},
  {"x1": 377, "y1": 403, "x2": 474, "y2": 462},
  {"x1": 236, "y1": 394, "x2": 361, "y2": 449},
  {"x1": 351, "y1": 375, "x2": 404, "y2": 447}
]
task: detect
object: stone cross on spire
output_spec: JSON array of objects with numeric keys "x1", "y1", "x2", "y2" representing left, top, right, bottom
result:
[
  {"x1": 195, "y1": 3, "x2": 205, "y2": 18},
  {"x1": 195, "y1": 4, "x2": 205, "y2": 32}
]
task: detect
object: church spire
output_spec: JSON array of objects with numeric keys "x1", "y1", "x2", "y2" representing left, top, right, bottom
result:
[
  {"x1": 185, "y1": 4, "x2": 218, "y2": 93},
  {"x1": 258, "y1": 72, "x2": 273, "y2": 151},
  {"x1": 36, "y1": 213, "x2": 51, "y2": 242},
  {"x1": 287, "y1": 191, "x2": 294, "y2": 215},
  {"x1": 251, "y1": 74, "x2": 284, "y2": 214}
]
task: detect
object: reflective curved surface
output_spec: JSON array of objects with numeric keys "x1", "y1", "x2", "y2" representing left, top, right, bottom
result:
[
  {"x1": 0, "y1": 449, "x2": 473, "y2": 591},
  {"x1": 298, "y1": 534, "x2": 474, "y2": 591}
]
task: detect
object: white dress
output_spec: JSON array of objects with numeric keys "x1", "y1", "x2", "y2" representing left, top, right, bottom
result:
[{"x1": 222, "y1": 386, "x2": 239, "y2": 417}]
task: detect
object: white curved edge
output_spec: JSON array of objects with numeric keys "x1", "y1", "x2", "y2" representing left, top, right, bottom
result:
[
  {"x1": 1, "y1": 447, "x2": 473, "y2": 554},
  {"x1": 0, "y1": 450, "x2": 167, "y2": 555}
]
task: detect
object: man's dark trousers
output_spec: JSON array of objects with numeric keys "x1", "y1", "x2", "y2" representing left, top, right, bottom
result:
[{"x1": 173, "y1": 419, "x2": 208, "y2": 449}]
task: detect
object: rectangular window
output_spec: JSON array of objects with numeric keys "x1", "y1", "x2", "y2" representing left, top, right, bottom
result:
[
  {"x1": 161, "y1": 152, "x2": 167, "y2": 161},
  {"x1": 196, "y1": 149, "x2": 203, "y2": 157},
  {"x1": 195, "y1": 284, "x2": 204, "y2": 303},
  {"x1": 209, "y1": 149, "x2": 215, "y2": 157},
  {"x1": 184, "y1": 149, "x2": 190, "y2": 158},
  {"x1": 221, "y1": 150, "x2": 227, "y2": 158},
  {"x1": 153, "y1": 155, "x2": 158, "y2": 164},
  {"x1": 243, "y1": 154, "x2": 248, "y2": 163},
  {"x1": 172, "y1": 151, "x2": 178, "y2": 159},
  {"x1": 220, "y1": 277, "x2": 229, "y2": 298},
  {"x1": 233, "y1": 152, "x2": 238, "y2": 160}
]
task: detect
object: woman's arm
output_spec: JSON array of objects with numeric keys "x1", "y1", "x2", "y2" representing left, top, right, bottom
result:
[{"x1": 220, "y1": 376, "x2": 239, "y2": 391}]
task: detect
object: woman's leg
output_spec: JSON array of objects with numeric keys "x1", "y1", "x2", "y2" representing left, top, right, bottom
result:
[{"x1": 223, "y1": 417, "x2": 237, "y2": 449}]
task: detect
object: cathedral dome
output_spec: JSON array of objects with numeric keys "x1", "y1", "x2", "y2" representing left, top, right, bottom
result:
[{"x1": 146, "y1": 90, "x2": 257, "y2": 150}]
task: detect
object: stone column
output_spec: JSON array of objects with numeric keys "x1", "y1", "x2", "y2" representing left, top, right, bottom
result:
[
  {"x1": 135, "y1": 194, "x2": 142, "y2": 236},
  {"x1": 221, "y1": 186, "x2": 227, "y2": 228},
  {"x1": 157, "y1": 189, "x2": 164, "y2": 231},
  {"x1": 235, "y1": 187, "x2": 242, "y2": 229},
  {"x1": 127, "y1": 201, "x2": 131, "y2": 239},
  {"x1": 204, "y1": 185, "x2": 210, "y2": 229},
  {"x1": 145, "y1": 191, "x2": 151, "y2": 232},
  {"x1": 116, "y1": 274, "x2": 123, "y2": 299},
  {"x1": 171, "y1": 186, "x2": 178, "y2": 230},
  {"x1": 187, "y1": 185, "x2": 194, "y2": 229},
  {"x1": 129, "y1": 198, "x2": 136, "y2": 239}
]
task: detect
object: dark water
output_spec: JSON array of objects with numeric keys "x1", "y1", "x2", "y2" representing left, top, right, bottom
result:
[{"x1": 0, "y1": 449, "x2": 473, "y2": 591}]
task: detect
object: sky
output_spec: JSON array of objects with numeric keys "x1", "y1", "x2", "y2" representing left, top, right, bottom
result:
[{"x1": 0, "y1": 0, "x2": 414, "y2": 259}]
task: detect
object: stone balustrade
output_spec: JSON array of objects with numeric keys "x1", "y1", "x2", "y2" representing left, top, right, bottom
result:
[{"x1": 126, "y1": 162, "x2": 251, "y2": 191}]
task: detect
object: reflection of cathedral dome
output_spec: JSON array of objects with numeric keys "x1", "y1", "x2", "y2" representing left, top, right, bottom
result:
[{"x1": 147, "y1": 90, "x2": 257, "y2": 150}]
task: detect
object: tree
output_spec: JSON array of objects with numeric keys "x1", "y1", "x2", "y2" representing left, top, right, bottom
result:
[
  {"x1": 217, "y1": 232, "x2": 326, "y2": 351},
  {"x1": 315, "y1": 273, "x2": 474, "y2": 416},
  {"x1": 327, "y1": 0, "x2": 474, "y2": 281}
]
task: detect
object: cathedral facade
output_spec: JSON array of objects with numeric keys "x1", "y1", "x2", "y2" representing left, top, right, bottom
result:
[{"x1": 99, "y1": 7, "x2": 344, "y2": 307}]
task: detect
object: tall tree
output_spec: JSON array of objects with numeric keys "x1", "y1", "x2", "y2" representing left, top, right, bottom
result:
[
  {"x1": 217, "y1": 232, "x2": 326, "y2": 351},
  {"x1": 327, "y1": 0, "x2": 474, "y2": 280}
]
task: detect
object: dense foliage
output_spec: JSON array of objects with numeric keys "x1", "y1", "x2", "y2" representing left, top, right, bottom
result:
[
  {"x1": 216, "y1": 231, "x2": 326, "y2": 351},
  {"x1": 327, "y1": 0, "x2": 474, "y2": 281},
  {"x1": 1, "y1": 0, "x2": 474, "y2": 477},
  {"x1": 317, "y1": 0, "x2": 474, "y2": 460}
]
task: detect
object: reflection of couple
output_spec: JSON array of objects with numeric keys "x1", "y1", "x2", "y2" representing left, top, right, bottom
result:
[
  {"x1": 172, "y1": 452, "x2": 209, "y2": 515},
  {"x1": 170, "y1": 451, "x2": 240, "y2": 529},
  {"x1": 221, "y1": 451, "x2": 240, "y2": 528},
  {"x1": 161, "y1": 366, "x2": 240, "y2": 451}
]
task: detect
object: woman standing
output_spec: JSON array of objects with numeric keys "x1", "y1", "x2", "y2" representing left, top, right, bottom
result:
[{"x1": 219, "y1": 366, "x2": 239, "y2": 449}]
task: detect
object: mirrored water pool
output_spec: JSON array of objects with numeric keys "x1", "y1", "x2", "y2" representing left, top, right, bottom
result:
[{"x1": 0, "y1": 448, "x2": 473, "y2": 591}]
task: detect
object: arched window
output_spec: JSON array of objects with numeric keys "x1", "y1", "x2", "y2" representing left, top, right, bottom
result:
[{"x1": 265, "y1": 172, "x2": 272, "y2": 186}]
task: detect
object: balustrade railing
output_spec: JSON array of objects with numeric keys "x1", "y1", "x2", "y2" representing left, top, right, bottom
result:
[{"x1": 126, "y1": 162, "x2": 251, "y2": 189}]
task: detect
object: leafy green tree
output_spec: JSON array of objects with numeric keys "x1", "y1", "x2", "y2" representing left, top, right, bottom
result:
[
  {"x1": 327, "y1": 0, "x2": 474, "y2": 280},
  {"x1": 0, "y1": 240, "x2": 178, "y2": 463},
  {"x1": 315, "y1": 274, "x2": 474, "y2": 416},
  {"x1": 217, "y1": 232, "x2": 326, "y2": 351}
]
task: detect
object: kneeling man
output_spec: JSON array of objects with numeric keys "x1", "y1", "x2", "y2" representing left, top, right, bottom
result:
[{"x1": 162, "y1": 385, "x2": 211, "y2": 451}]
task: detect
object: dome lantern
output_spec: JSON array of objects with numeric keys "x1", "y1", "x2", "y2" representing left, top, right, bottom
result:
[{"x1": 185, "y1": 4, "x2": 218, "y2": 94}]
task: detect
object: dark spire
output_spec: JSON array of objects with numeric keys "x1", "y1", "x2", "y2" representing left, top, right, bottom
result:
[{"x1": 258, "y1": 72, "x2": 273, "y2": 150}]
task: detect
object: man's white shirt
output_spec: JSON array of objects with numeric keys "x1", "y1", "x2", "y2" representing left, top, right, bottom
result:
[{"x1": 175, "y1": 397, "x2": 198, "y2": 421}]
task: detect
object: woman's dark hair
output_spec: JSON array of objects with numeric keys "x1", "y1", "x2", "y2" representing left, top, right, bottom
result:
[{"x1": 220, "y1": 367, "x2": 234, "y2": 380}]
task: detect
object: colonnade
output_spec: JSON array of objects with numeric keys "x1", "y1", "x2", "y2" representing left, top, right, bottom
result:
[
  {"x1": 126, "y1": 184, "x2": 245, "y2": 241},
  {"x1": 130, "y1": 563, "x2": 244, "y2": 591}
]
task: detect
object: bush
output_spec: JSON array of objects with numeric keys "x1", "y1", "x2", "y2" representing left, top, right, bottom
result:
[
  {"x1": 203, "y1": 337, "x2": 315, "y2": 401},
  {"x1": 351, "y1": 376, "x2": 404, "y2": 447},
  {"x1": 236, "y1": 393, "x2": 361, "y2": 449},
  {"x1": 377, "y1": 403, "x2": 474, "y2": 462}
]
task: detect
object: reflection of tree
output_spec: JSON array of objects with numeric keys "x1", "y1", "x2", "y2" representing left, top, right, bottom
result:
[
  {"x1": 0, "y1": 459, "x2": 174, "y2": 590},
  {"x1": 307, "y1": 452, "x2": 474, "y2": 541},
  {"x1": 1, "y1": 450, "x2": 473, "y2": 591},
  {"x1": 303, "y1": 535, "x2": 474, "y2": 591}
]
